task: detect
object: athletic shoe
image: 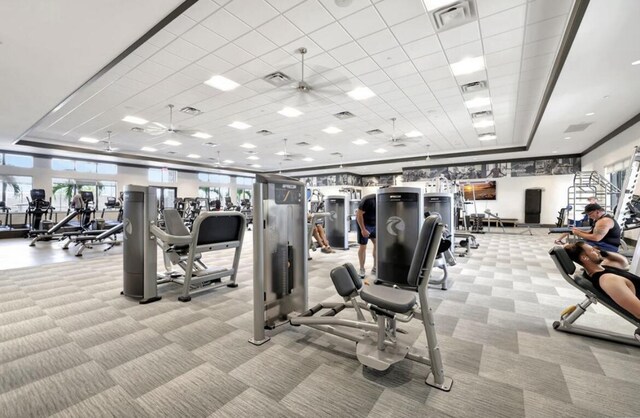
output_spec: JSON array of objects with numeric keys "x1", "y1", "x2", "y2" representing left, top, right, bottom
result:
[
  {"x1": 371, "y1": 266, "x2": 377, "y2": 275},
  {"x1": 359, "y1": 268, "x2": 366, "y2": 278}
]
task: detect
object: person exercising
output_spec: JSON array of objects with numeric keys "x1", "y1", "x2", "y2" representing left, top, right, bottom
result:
[
  {"x1": 564, "y1": 242, "x2": 640, "y2": 322},
  {"x1": 71, "y1": 192, "x2": 84, "y2": 223},
  {"x1": 554, "y1": 197, "x2": 598, "y2": 245},
  {"x1": 571, "y1": 203, "x2": 621, "y2": 252},
  {"x1": 356, "y1": 193, "x2": 376, "y2": 277}
]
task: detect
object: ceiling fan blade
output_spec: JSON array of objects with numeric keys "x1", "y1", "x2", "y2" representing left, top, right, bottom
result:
[
  {"x1": 175, "y1": 129, "x2": 200, "y2": 136},
  {"x1": 152, "y1": 122, "x2": 167, "y2": 129}
]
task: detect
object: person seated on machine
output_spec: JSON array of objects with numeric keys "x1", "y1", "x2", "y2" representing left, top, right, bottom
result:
[
  {"x1": 564, "y1": 242, "x2": 640, "y2": 322},
  {"x1": 554, "y1": 197, "x2": 598, "y2": 245},
  {"x1": 307, "y1": 213, "x2": 334, "y2": 253},
  {"x1": 569, "y1": 203, "x2": 621, "y2": 252}
]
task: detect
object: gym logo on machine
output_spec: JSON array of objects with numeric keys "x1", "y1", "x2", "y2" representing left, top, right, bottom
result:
[
  {"x1": 123, "y1": 218, "x2": 133, "y2": 237},
  {"x1": 329, "y1": 210, "x2": 337, "y2": 221},
  {"x1": 386, "y1": 216, "x2": 405, "y2": 236}
]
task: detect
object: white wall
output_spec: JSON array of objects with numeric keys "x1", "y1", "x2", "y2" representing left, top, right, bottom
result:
[{"x1": 581, "y1": 122, "x2": 640, "y2": 173}]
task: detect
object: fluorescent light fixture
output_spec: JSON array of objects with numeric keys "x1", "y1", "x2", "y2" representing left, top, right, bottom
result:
[
  {"x1": 164, "y1": 139, "x2": 181, "y2": 146},
  {"x1": 552, "y1": 150, "x2": 558, "y2": 154},
  {"x1": 277, "y1": 107, "x2": 303, "y2": 117},
  {"x1": 464, "y1": 97, "x2": 491, "y2": 109},
  {"x1": 405, "y1": 130, "x2": 422, "y2": 138},
  {"x1": 223, "y1": 159, "x2": 234, "y2": 164},
  {"x1": 122, "y1": 115, "x2": 148, "y2": 125},
  {"x1": 374, "y1": 148, "x2": 387, "y2": 154},
  {"x1": 191, "y1": 132, "x2": 212, "y2": 139},
  {"x1": 632, "y1": 59, "x2": 640, "y2": 66},
  {"x1": 472, "y1": 120, "x2": 495, "y2": 129},
  {"x1": 347, "y1": 86, "x2": 376, "y2": 101},
  {"x1": 310, "y1": 146, "x2": 325, "y2": 151},
  {"x1": 187, "y1": 154, "x2": 201, "y2": 158},
  {"x1": 352, "y1": 139, "x2": 368, "y2": 145},
  {"x1": 204, "y1": 75, "x2": 239, "y2": 91},
  {"x1": 564, "y1": 136, "x2": 572, "y2": 140},
  {"x1": 450, "y1": 56, "x2": 485, "y2": 76},
  {"x1": 141, "y1": 146, "x2": 157, "y2": 152},
  {"x1": 229, "y1": 121, "x2": 251, "y2": 130},
  {"x1": 422, "y1": 0, "x2": 458, "y2": 11},
  {"x1": 322, "y1": 126, "x2": 342, "y2": 134},
  {"x1": 585, "y1": 112, "x2": 595, "y2": 116},
  {"x1": 78, "y1": 137, "x2": 99, "y2": 143},
  {"x1": 247, "y1": 156, "x2": 260, "y2": 160},
  {"x1": 478, "y1": 133, "x2": 496, "y2": 141},
  {"x1": 302, "y1": 157, "x2": 314, "y2": 162},
  {"x1": 251, "y1": 164, "x2": 261, "y2": 168},
  {"x1": 240, "y1": 143, "x2": 256, "y2": 149}
]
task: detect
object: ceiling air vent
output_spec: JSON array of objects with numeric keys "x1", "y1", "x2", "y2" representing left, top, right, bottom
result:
[
  {"x1": 203, "y1": 142, "x2": 218, "y2": 147},
  {"x1": 471, "y1": 111, "x2": 493, "y2": 120},
  {"x1": 167, "y1": 151, "x2": 176, "y2": 155},
  {"x1": 461, "y1": 81, "x2": 487, "y2": 94},
  {"x1": 330, "y1": 152, "x2": 343, "y2": 156},
  {"x1": 244, "y1": 150, "x2": 257, "y2": 155},
  {"x1": 430, "y1": 1, "x2": 476, "y2": 32},
  {"x1": 179, "y1": 106, "x2": 202, "y2": 115},
  {"x1": 366, "y1": 129, "x2": 384, "y2": 135},
  {"x1": 256, "y1": 129, "x2": 273, "y2": 136},
  {"x1": 130, "y1": 127, "x2": 144, "y2": 133},
  {"x1": 334, "y1": 111, "x2": 355, "y2": 120},
  {"x1": 564, "y1": 123, "x2": 593, "y2": 133},
  {"x1": 296, "y1": 141, "x2": 310, "y2": 146},
  {"x1": 264, "y1": 71, "x2": 292, "y2": 86}
]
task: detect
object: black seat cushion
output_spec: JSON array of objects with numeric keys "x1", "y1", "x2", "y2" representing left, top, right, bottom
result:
[{"x1": 360, "y1": 285, "x2": 416, "y2": 314}]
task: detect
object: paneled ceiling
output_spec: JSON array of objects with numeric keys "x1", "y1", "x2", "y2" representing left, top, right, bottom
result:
[{"x1": 2, "y1": 0, "x2": 640, "y2": 176}]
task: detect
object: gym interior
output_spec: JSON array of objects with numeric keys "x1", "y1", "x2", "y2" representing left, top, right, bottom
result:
[{"x1": 1, "y1": 1, "x2": 639, "y2": 417}]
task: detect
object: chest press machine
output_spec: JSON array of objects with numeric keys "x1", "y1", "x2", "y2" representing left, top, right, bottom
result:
[{"x1": 549, "y1": 246, "x2": 640, "y2": 346}]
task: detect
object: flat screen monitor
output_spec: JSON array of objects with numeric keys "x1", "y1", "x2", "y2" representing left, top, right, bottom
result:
[{"x1": 463, "y1": 181, "x2": 496, "y2": 201}]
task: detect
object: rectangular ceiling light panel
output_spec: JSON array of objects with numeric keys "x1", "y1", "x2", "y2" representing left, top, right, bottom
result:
[
  {"x1": 229, "y1": 121, "x2": 252, "y2": 130},
  {"x1": 122, "y1": 116, "x2": 148, "y2": 125},
  {"x1": 450, "y1": 56, "x2": 485, "y2": 76},
  {"x1": 205, "y1": 75, "x2": 239, "y2": 91}
]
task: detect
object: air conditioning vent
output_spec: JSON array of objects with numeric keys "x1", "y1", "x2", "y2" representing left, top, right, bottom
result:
[
  {"x1": 471, "y1": 111, "x2": 493, "y2": 120},
  {"x1": 366, "y1": 129, "x2": 384, "y2": 135},
  {"x1": 256, "y1": 129, "x2": 273, "y2": 136},
  {"x1": 461, "y1": 81, "x2": 487, "y2": 94},
  {"x1": 431, "y1": 0, "x2": 476, "y2": 32},
  {"x1": 264, "y1": 71, "x2": 292, "y2": 86},
  {"x1": 330, "y1": 152, "x2": 343, "y2": 156},
  {"x1": 179, "y1": 106, "x2": 202, "y2": 115},
  {"x1": 564, "y1": 123, "x2": 592, "y2": 133},
  {"x1": 392, "y1": 143, "x2": 407, "y2": 147},
  {"x1": 167, "y1": 151, "x2": 176, "y2": 155},
  {"x1": 296, "y1": 141, "x2": 310, "y2": 146},
  {"x1": 203, "y1": 142, "x2": 218, "y2": 147},
  {"x1": 334, "y1": 111, "x2": 355, "y2": 120},
  {"x1": 244, "y1": 150, "x2": 257, "y2": 155},
  {"x1": 130, "y1": 127, "x2": 144, "y2": 133}
]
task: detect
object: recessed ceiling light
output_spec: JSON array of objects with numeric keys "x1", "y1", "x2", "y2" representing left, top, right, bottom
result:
[
  {"x1": 564, "y1": 136, "x2": 572, "y2": 140},
  {"x1": 585, "y1": 112, "x2": 595, "y2": 116},
  {"x1": 240, "y1": 143, "x2": 256, "y2": 149},
  {"x1": 421, "y1": 0, "x2": 458, "y2": 11},
  {"x1": 251, "y1": 164, "x2": 261, "y2": 168},
  {"x1": 322, "y1": 126, "x2": 342, "y2": 134},
  {"x1": 310, "y1": 145, "x2": 325, "y2": 151},
  {"x1": 632, "y1": 59, "x2": 640, "y2": 66},
  {"x1": 405, "y1": 130, "x2": 422, "y2": 138},
  {"x1": 450, "y1": 56, "x2": 485, "y2": 76},
  {"x1": 247, "y1": 156, "x2": 260, "y2": 160},
  {"x1": 164, "y1": 140, "x2": 181, "y2": 146},
  {"x1": 552, "y1": 150, "x2": 558, "y2": 154},
  {"x1": 302, "y1": 157, "x2": 314, "y2": 162},
  {"x1": 187, "y1": 154, "x2": 201, "y2": 159},
  {"x1": 122, "y1": 115, "x2": 148, "y2": 125},
  {"x1": 223, "y1": 159, "x2": 234, "y2": 164},
  {"x1": 347, "y1": 86, "x2": 376, "y2": 101},
  {"x1": 192, "y1": 132, "x2": 212, "y2": 139},
  {"x1": 478, "y1": 133, "x2": 496, "y2": 141},
  {"x1": 352, "y1": 139, "x2": 368, "y2": 145},
  {"x1": 141, "y1": 146, "x2": 157, "y2": 152},
  {"x1": 78, "y1": 137, "x2": 99, "y2": 143},
  {"x1": 374, "y1": 148, "x2": 387, "y2": 154},
  {"x1": 277, "y1": 107, "x2": 303, "y2": 117},
  {"x1": 465, "y1": 97, "x2": 491, "y2": 109},
  {"x1": 204, "y1": 75, "x2": 239, "y2": 91},
  {"x1": 229, "y1": 121, "x2": 251, "y2": 130},
  {"x1": 472, "y1": 120, "x2": 495, "y2": 129}
]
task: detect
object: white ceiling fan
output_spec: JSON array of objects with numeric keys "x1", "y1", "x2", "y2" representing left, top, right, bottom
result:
[
  {"x1": 133, "y1": 104, "x2": 197, "y2": 137},
  {"x1": 384, "y1": 117, "x2": 422, "y2": 147},
  {"x1": 102, "y1": 131, "x2": 116, "y2": 153},
  {"x1": 290, "y1": 47, "x2": 343, "y2": 105},
  {"x1": 277, "y1": 138, "x2": 304, "y2": 161}
]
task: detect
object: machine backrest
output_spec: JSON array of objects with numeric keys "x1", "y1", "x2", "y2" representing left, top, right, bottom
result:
[
  {"x1": 343, "y1": 263, "x2": 363, "y2": 290},
  {"x1": 164, "y1": 209, "x2": 191, "y2": 237},
  {"x1": 548, "y1": 246, "x2": 576, "y2": 276},
  {"x1": 31, "y1": 189, "x2": 46, "y2": 201},
  {"x1": 406, "y1": 215, "x2": 441, "y2": 287},
  {"x1": 330, "y1": 266, "x2": 358, "y2": 297},
  {"x1": 105, "y1": 197, "x2": 117, "y2": 208},
  {"x1": 193, "y1": 212, "x2": 245, "y2": 245}
]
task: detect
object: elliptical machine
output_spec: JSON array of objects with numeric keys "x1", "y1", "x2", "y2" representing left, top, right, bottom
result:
[{"x1": 25, "y1": 189, "x2": 53, "y2": 231}]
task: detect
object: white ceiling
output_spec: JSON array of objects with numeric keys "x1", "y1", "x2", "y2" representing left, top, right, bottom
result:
[{"x1": 2, "y1": 0, "x2": 640, "y2": 176}]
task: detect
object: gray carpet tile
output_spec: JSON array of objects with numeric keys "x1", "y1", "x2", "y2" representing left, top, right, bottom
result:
[{"x1": 0, "y1": 230, "x2": 638, "y2": 417}]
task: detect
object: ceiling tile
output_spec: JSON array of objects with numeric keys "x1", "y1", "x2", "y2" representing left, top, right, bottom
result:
[
  {"x1": 285, "y1": 0, "x2": 335, "y2": 33},
  {"x1": 164, "y1": 15, "x2": 197, "y2": 36},
  {"x1": 371, "y1": 46, "x2": 410, "y2": 68},
  {"x1": 394, "y1": 73, "x2": 424, "y2": 89},
  {"x1": 164, "y1": 38, "x2": 209, "y2": 62},
  {"x1": 428, "y1": 77, "x2": 459, "y2": 92},
  {"x1": 358, "y1": 29, "x2": 399, "y2": 55},
  {"x1": 339, "y1": 6, "x2": 387, "y2": 39},
  {"x1": 147, "y1": 29, "x2": 177, "y2": 49},
  {"x1": 234, "y1": 31, "x2": 278, "y2": 57},
  {"x1": 260, "y1": 48, "x2": 299, "y2": 68},
  {"x1": 438, "y1": 21, "x2": 481, "y2": 50},
  {"x1": 522, "y1": 36, "x2": 561, "y2": 59},
  {"x1": 328, "y1": 42, "x2": 368, "y2": 64},
  {"x1": 184, "y1": 0, "x2": 221, "y2": 22},
  {"x1": 357, "y1": 69, "x2": 390, "y2": 86},
  {"x1": 181, "y1": 25, "x2": 228, "y2": 52},
  {"x1": 242, "y1": 58, "x2": 277, "y2": 78},
  {"x1": 214, "y1": 43, "x2": 254, "y2": 66},
  {"x1": 201, "y1": 9, "x2": 251, "y2": 41},
  {"x1": 308, "y1": 22, "x2": 352, "y2": 51},
  {"x1": 403, "y1": 34, "x2": 441, "y2": 60},
  {"x1": 306, "y1": 52, "x2": 342, "y2": 72},
  {"x1": 317, "y1": 0, "x2": 369, "y2": 20},
  {"x1": 420, "y1": 65, "x2": 451, "y2": 82},
  {"x1": 257, "y1": 16, "x2": 305, "y2": 47},
  {"x1": 265, "y1": 0, "x2": 305, "y2": 13},
  {"x1": 486, "y1": 61, "x2": 520, "y2": 79},
  {"x1": 485, "y1": 46, "x2": 522, "y2": 68},
  {"x1": 148, "y1": 49, "x2": 191, "y2": 71},
  {"x1": 480, "y1": 5, "x2": 525, "y2": 38},
  {"x1": 412, "y1": 51, "x2": 449, "y2": 71},
  {"x1": 374, "y1": 0, "x2": 425, "y2": 26},
  {"x1": 133, "y1": 43, "x2": 161, "y2": 59},
  {"x1": 524, "y1": 15, "x2": 568, "y2": 44},
  {"x1": 444, "y1": 40, "x2": 483, "y2": 62},
  {"x1": 526, "y1": 0, "x2": 572, "y2": 24},
  {"x1": 196, "y1": 53, "x2": 235, "y2": 74},
  {"x1": 483, "y1": 27, "x2": 524, "y2": 55},
  {"x1": 344, "y1": 57, "x2": 379, "y2": 76},
  {"x1": 476, "y1": 0, "x2": 525, "y2": 19},
  {"x1": 224, "y1": 0, "x2": 279, "y2": 27},
  {"x1": 383, "y1": 61, "x2": 416, "y2": 79},
  {"x1": 390, "y1": 14, "x2": 435, "y2": 44}
]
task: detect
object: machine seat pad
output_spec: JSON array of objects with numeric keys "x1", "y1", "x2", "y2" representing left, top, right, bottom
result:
[{"x1": 360, "y1": 285, "x2": 416, "y2": 314}]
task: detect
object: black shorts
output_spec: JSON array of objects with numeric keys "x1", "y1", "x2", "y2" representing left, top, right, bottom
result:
[{"x1": 357, "y1": 224, "x2": 376, "y2": 245}]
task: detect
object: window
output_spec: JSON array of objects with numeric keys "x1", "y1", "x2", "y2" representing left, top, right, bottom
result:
[
  {"x1": 75, "y1": 160, "x2": 97, "y2": 173},
  {"x1": 51, "y1": 158, "x2": 117, "y2": 174},
  {"x1": 198, "y1": 173, "x2": 232, "y2": 184},
  {"x1": 97, "y1": 181, "x2": 117, "y2": 206},
  {"x1": 1, "y1": 175, "x2": 32, "y2": 211},
  {"x1": 52, "y1": 178, "x2": 76, "y2": 212},
  {"x1": 52, "y1": 159, "x2": 75, "y2": 171},
  {"x1": 97, "y1": 163, "x2": 117, "y2": 175},
  {"x1": 4, "y1": 154, "x2": 33, "y2": 168},
  {"x1": 149, "y1": 168, "x2": 177, "y2": 183}
]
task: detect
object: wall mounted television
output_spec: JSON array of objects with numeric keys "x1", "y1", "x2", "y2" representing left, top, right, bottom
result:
[{"x1": 462, "y1": 181, "x2": 496, "y2": 200}]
